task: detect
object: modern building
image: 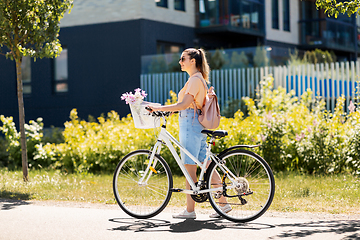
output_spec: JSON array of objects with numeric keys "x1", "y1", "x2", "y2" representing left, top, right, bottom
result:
[{"x1": 0, "y1": 0, "x2": 358, "y2": 127}]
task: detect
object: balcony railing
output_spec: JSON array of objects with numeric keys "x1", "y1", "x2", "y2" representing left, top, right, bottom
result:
[{"x1": 300, "y1": 19, "x2": 356, "y2": 52}]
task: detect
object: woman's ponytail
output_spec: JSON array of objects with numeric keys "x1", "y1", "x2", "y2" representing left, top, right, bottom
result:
[
  {"x1": 197, "y1": 48, "x2": 210, "y2": 83},
  {"x1": 184, "y1": 48, "x2": 211, "y2": 83}
]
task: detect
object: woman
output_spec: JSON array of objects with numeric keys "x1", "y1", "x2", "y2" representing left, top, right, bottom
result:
[{"x1": 148, "y1": 48, "x2": 230, "y2": 219}]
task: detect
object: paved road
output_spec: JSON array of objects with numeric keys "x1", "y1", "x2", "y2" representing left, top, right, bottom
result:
[{"x1": 0, "y1": 199, "x2": 359, "y2": 240}]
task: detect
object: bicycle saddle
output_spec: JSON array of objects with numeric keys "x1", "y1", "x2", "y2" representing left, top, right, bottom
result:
[{"x1": 201, "y1": 130, "x2": 228, "y2": 138}]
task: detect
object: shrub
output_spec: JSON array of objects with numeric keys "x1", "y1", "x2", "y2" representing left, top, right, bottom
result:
[
  {"x1": 1, "y1": 78, "x2": 360, "y2": 176},
  {"x1": 344, "y1": 111, "x2": 360, "y2": 174},
  {"x1": 0, "y1": 116, "x2": 46, "y2": 169},
  {"x1": 0, "y1": 136, "x2": 9, "y2": 168}
]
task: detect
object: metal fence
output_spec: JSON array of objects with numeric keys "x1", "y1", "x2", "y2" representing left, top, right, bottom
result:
[{"x1": 141, "y1": 61, "x2": 360, "y2": 113}]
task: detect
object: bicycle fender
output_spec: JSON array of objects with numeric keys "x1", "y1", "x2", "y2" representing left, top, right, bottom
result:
[{"x1": 217, "y1": 145, "x2": 261, "y2": 157}]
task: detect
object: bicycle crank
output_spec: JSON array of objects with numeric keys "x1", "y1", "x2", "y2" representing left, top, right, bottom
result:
[{"x1": 191, "y1": 182, "x2": 208, "y2": 203}]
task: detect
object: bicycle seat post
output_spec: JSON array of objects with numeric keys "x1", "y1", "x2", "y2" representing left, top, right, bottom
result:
[{"x1": 209, "y1": 136, "x2": 216, "y2": 146}]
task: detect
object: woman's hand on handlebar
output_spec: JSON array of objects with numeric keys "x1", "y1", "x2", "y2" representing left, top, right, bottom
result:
[
  {"x1": 146, "y1": 105, "x2": 161, "y2": 112},
  {"x1": 145, "y1": 106, "x2": 177, "y2": 116}
]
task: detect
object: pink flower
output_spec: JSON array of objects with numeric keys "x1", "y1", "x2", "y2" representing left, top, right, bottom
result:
[
  {"x1": 260, "y1": 135, "x2": 267, "y2": 142},
  {"x1": 121, "y1": 92, "x2": 131, "y2": 104},
  {"x1": 121, "y1": 88, "x2": 147, "y2": 105},
  {"x1": 265, "y1": 111, "x2": 273, "y2": 121},
  {"x1": 295, "y1": 132, "x2": 305, "y2": 142},
  {"x1": 313, "y1": 120, "x2": 318, "y2": 127},
  {"x1": 348, "y1": 101, "x2": 356, "y2": 113},
  {"x1": 307, "y1": 126, "x2": 312, "y2": 133}
]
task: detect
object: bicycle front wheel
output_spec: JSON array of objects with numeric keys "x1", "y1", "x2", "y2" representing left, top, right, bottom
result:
[
  {"x1": 206, "y1": 149, "x2": 275, "y2": 223},
  {"x1": 113, "y1": 150, "x2": 173, "y2": 219}
]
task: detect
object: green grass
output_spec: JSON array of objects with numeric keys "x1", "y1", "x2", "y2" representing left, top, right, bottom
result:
[
  {"x1": 1, "y1": 168, "x2": 359, "y2": 215},
  {"x1": 271, "y1": 172, "x2": 360, "y2": 214}
]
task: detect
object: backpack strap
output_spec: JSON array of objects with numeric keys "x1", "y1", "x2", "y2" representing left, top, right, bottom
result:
[{"x1": 192, "y1": 76, "x2": 208, "y2": 113}]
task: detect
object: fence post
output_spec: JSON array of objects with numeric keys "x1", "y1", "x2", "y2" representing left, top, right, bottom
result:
[
  {"x1": 351, "y1": 61, "x2": 356, "y2": 106},
  {"x1": 346, "y1": 61, "x2": 350, "y2": 111},
  {"x1": 335, "y1": 62, "x2": 340, "y2": 100},
  {"x1": 283, "y1": 66, "x2": 288, "y2": 93},
  {"x1": 236, "y1": 69, "x2": 241, "y2": 101},
  {"x1": 299, "y1": 65, "x2": 306, "y2": 96},
  {"x1": 297, "y1": 65, "x2": 301, "y2": 97},
  {"x1": 325, "y1": 63, "x2": 330, "y2": 111},
  {"x1": 330, "y1": 62, "x2": 335, "y2": 112}
]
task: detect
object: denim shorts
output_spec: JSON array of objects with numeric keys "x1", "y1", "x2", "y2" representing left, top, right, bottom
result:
[{"x1": 179, "y1": 108, "x2": 207, "y2": 165}]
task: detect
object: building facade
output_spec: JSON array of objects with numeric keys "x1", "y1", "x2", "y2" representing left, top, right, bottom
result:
[{"x1": 0, "y1": 0, "x2": 358, "y2": 127}]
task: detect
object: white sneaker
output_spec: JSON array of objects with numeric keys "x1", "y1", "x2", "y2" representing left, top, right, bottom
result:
[
  {"x1": 172, "y1": 209, "x2": 196, "y2": 219},
  {"x1": 209, "y1": 204, "x2": 232, "y2": 218}
]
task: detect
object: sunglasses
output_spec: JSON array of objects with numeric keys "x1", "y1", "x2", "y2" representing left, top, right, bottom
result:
[{"x1": 179, "y1": 56, "x2": 188, "y2": 62}]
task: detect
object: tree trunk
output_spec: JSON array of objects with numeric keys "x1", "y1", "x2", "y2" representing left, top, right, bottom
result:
[{"x1": 15, "y1": 59, "x2": 28, "y2": 182}]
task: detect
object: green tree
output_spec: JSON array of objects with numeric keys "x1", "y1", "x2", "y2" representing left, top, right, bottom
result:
[
  {"x1": 316, "y1": 0, "x2": 360, "y2": 17},
  {"x1": 148, "y1": 55, "x2": 168, "y2": 73},
  {"x1": 303, "y1": 49, "x2": 336, "y2": 64},
  {"x1": 209, "y1": 48, "x2": 227, "y2": 70},
  {"x1": 230, "y1": 51, "x2": 249, "y2": 69},
  {"x1": 0, "y1": 0, "x2": 73, "y2": 181},
  {"x1": 167, "y1": 54, "x2": 181, "y2": 72},
  {"x1": 287, "y1": 49, "x2": 306, "y2": 66},
  {"x1": 253, "y1": 45, "x2": 269, "y2": 68}
]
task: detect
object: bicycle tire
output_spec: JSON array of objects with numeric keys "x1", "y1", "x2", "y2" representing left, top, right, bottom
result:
[
  {"x1": 206, "y1": 149, "x2": 275, "y2": 223},
  {"x1": 113, "y1": 150, "x2": 173, "y2": 219}
]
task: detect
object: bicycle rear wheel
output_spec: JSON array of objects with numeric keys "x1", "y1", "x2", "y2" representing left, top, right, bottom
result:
[
  {"x1": 113, "y1": 150, "x2": 173, "y2": 219},
  {"x1": 206, "y1": 149, "x2": 275, "y2": 223}
]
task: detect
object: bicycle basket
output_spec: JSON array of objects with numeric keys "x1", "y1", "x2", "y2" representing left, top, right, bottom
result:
[{"x1": 129, "y1": 101, "x2": 161, "y2": 129}]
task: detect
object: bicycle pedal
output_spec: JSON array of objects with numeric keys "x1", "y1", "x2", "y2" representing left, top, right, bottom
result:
[{"x1": 170, "y1": 188, "x2": 182, "y2": 192}]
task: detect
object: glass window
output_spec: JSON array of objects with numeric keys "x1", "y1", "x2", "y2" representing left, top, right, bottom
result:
[
  {"x1": 21, "y1": 56, "x2": 31, "y2": 95},
  {"x1": 54, "y1": 48, "x2": 68, "y2": 93},
  {"x1": 241, "y1": 2, "x2": 251, "y2": 29},
  {"x1": 272, "y1": 0, "x2": 279, "y2": 29},
  {"x1": 157, "y1": 42, "x2": 183, "y2": 54},
  {"x1": 283, "y1": 0, "x2": 290, "y2": 31},
  {"x1": 175, "y1": 0, "x2": 185, "y2": 11},
  {"x1": 199, "y1": 0, "x2": 218, "y2": 26},
  {"x1": 301, "y1": 1, "x2": 319, "y2": 20},
  {"x1": 155, "y1": 0, "x2": 168, "y2": 8}
]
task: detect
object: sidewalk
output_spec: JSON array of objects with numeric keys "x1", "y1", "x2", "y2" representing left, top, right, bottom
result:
[{"x1": 0, "y1": 199, "x2": 359, "y2": 240}]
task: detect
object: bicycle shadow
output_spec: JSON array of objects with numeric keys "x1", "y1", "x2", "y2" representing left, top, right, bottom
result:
[
  {"x1": 108, "y1": 217, "x2": 274, "y2": 233},
  {"x1": 108, "y1": 217, "x2": 360, "y2": 238}
]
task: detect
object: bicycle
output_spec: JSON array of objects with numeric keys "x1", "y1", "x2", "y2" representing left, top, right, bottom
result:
[{"x1": 113, "y1": 108, "x2": 275, "y2": 223}]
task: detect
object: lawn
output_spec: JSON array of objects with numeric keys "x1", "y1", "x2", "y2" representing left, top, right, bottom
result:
[{"x1": 0, "y1": 168, "x2": 359, "y2": 215}]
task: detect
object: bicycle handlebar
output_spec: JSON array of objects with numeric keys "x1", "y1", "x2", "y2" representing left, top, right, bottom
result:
[{"x1": 145, "y1": 107, "x2": 176, "y2": 117}]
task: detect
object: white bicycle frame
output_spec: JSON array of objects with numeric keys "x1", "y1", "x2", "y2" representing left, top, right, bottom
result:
[{"x1": 138, "y1": 118, "x2": 239, "y2": 195}]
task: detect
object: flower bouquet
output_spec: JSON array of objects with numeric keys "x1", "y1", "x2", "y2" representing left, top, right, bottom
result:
[{"x1": 121, "y1": 88, "x2": 160, "y2": 129}]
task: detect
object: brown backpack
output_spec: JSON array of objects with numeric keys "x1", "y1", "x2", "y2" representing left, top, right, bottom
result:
[{"x1": 193, "y1": 78, "x2": 221, "y2": 129}]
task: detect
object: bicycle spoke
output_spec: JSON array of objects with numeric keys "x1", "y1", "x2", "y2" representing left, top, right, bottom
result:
[
  {"x1": 113, "y1": 150, "x2": 173, "y2": 219},
  {"x1": 207, "y1": 149, "x2": 275, "y2": 223}
]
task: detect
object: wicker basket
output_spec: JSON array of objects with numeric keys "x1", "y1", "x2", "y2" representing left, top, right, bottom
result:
[{"x1": 129, "y1": 101, "x2": 161, "y2": 129}]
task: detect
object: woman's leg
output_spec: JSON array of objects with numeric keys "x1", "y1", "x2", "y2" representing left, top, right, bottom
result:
[
  {"x1": 206, "y1": 160, "x2": 228, "y2": 206},
  {"x1": 178, "y1": 109, "x2": 206, "y2": 213},
  {"x1": 210, "y1": 169, "x2": 228, "y2": 206},
  {"x1": 185, "y1": 164, "x2": 198, "y2": 212}
]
